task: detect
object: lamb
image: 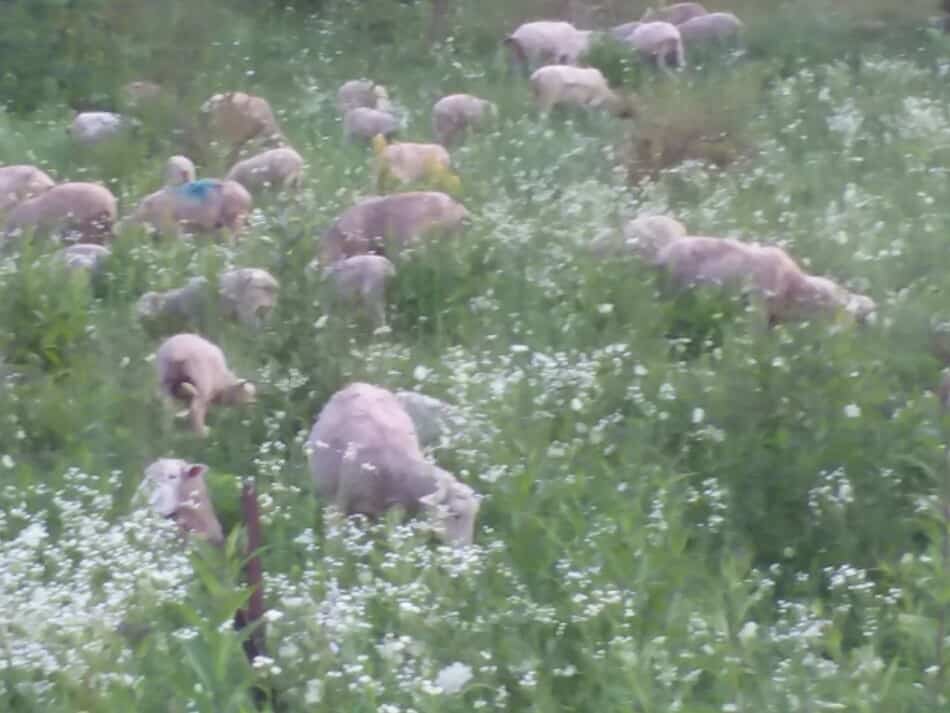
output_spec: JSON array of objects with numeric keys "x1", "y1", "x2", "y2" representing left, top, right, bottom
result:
[
  {"x1": 504, "y1": 21, "x2": 593, "y2": 74},
  {"x1": 137, "y1": 277, "x2": 213, "y2": 333},
  {"x1": 155, "y1": 333, "x2": 256, "y2": 437},
  {"x1": 320, "y1": 254, "x2": 396, "y2": 328},
  {"x1": 319, "y1": 191, "x2": 469, "y2": 264},
  {"x1": 201, "y1": 91, "x2": 284, "y2": 162},
  {"x1": 432, "y1": 94, "x2": 498, "y2": 146},
  {"x1": 4, "y1": 182, "x2": 117, "y2": 244},
  {"x1": 343, "y1": 107, "x2": 401, "y2": 143},
  {"x1": 676, "y1": 12, "x2": 744, "y2": 47},
  {"x1": 143, "y1": 458, "x2": 224, "y2": 544},
  {"x1": 53, "y1": 243, "x2": 111, "y2": 274},
  {"x1": 336, "y1": 80, "x2": 390, "y2": 114},
  {"x1": 627, "y1": 21, "x2": 686, "y2": 70},
  {"x1": 641, "y1": 2, "x2": 708, "y2": 25},
  {"x1": 373, "y1": 137, "x2": 454, "y2": 190},
  {"x1": 305, "y1": 382, "x2": 479, "y2": 545},
  {"x1": 69, "y1": 111, "x2": 136, "y2": 145},
  {"x1": 0, "y1": 165, "x2": 55, "y2": 214},
  {"x1": 225, "y1": 146, "x2": 304, "y2": 195},
  {"x1": 529, "y1": 65, "x2": 630, "y2": 115},
  {"x1": 218, "y1": 268, "x2": 280, "y2": 326}
]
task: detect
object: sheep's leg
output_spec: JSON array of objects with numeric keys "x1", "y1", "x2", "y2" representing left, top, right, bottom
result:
[{"x1": 189, "y1": 398, "x2": 210, "y2": 438}]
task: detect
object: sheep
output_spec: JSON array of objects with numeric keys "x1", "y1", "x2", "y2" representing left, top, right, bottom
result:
[
  {"x1": 590, "y1": 213, "x2": 687, "y2": 261},
  {"x1": 343, "y1": 107, "x2": 401, "y2": 143},
  {"x1": 69, "y1": 111, "x2": 136, "y2": 145},
  {"x1": 225, "y1": 146, "x2": 304, "y2": 195},
  {"x1": 52, "y1": 243, "x2": 111, "y2": 274},
  {"x1": 627, "y1": 21, "x2": 686, "y2": 70},
  {"x1": 306, "y1": 382, "x2": 479, "y2": 545},
  {"x1": 394, "y1": 390, "x2": 466, "y2": 448},
  {"x1": 138, "y1": 268, "x2": 279, "y2": 332},
  {"x1": 319, "y1": 191, "x2": 469, "y2": 264},
  {"x1": 676, "y1": 12, "x2": 744, "y2": 48},
  {"x1": 155, "y1": 333, "x2": 256, "y2": 437},
  {"x1": 143, "y1": 458, "x2": 224, "y2": 545},
  {"x1": 201, "y1": 91, "x2": 284, "y2": 163},
  {"x1": 641, "y1": 2, "x2": 708, "y2": 25},
  {"x1": 4, "y1": 182, "x2": 117, "y2": 244},
  {"x1": 337, "y1": 80, "x2": 390, "y2": 115},
  {"x1": 432, "y1": 94, "x2": 498, "y2": 146},
  {"x1": 504, "y1": 21, "x2": 593, "y2": 74},
  {"x1": 373, "y1": 137, "x2": 454, "y2": 190},
  {"x1": 0, "y1": 165, "x2": 55, "y2": 214},
  {"x1": 529, "y1": 65, "x2": 630, "y2": 116},
  {"x1": 320, "y1": 254, "x2": 396, "y2": 328},
  {"x1": 610, "y1": 21, "x2": 642, "y2": 41}
]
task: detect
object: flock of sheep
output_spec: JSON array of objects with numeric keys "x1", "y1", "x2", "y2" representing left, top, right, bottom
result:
[{"x1": 0, "y1": 1, "x2": 889, "y2": 554}]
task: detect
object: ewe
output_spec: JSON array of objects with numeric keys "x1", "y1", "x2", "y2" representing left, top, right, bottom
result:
[
  {"x1": 4, "y1": 182, "x2": 117, "y2": 244},
  {"x1": 306, "y1": 382, "x2": 480, "y2": 545}
]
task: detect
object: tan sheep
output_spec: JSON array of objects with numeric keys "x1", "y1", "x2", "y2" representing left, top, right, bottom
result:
[
  {"x1": 306, "y1": 382, "x2": 480, "y2": 545},
  {"x1": 155, "y1": 333, "x2": 256, "y2": 437},
  {"x1": 677, "y1": 12, "x2": 744, "y2": 47},
  {"x1": 4, "y1": 182, "x2": 117, "y2": 244},
  {"x1": 0, "y1": 165, "x2": 55, "y2": 214},
  {"x1": 218, "y1": 267, "x2": 280, "y2": 326},
  {"x1": 225, "y1": 146, "x2": 304, "y2": 195},
  {"x1": 529, "y1": 65, "x2": 630, "y2": 115},
  {"x1": 201, "y1": 91, "x2": 284, "y2": 163},
  {"x1": 319, "y1": 191, "x2": 469, "y2": 264},
  {"x1": 373, "y1": 138, "x2": 453, "y2": 189},
  {"x1": 336, "y1": 80, "x2": 390, "y2": 115},
  {"x1": 504, "y1": 21, "x2": 593, "y2": 73},
  {"x1": 432, "y1": 94, "x2": 498, "y2": 146},
  {"x1": 627, "y1": 21, "x2": 686, "y2": 70},
  {"x1": 618, "y1": 214, "x2": 688, "y2": 262},
  {"x1": 321, "y1": 254, "x2": 397, "y2": 328},
  {"x1": 343, "y1": 107, "x2": 401, "y2": 143},
  {"x1": 641, "y1": 2, "x2": 708, "y2": 25},
  {"x1": 143, "y1": 458, "x2": 224, "y2": 545}
]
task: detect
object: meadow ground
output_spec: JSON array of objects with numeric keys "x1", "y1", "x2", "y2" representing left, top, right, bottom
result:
[{"x1": 2, "y1": 0, "x2": 950, "y2": 711}]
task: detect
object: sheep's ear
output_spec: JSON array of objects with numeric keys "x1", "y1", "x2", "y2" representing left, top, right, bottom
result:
[
  {"x1": 186, "y1": 463, "x2": 208, "y2": 479},
  {"x1": 241, "y1": 380, "x2": 255, "y2": 395}
]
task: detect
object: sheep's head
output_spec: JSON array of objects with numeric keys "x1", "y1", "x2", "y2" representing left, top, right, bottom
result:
[
  {"x1": 223, "y1": 379, "x2": 257, "y2": 405},
  {"x1": 164, "y1": 155, "x2": 197, "y2": 186},
  {"x1": 419, "y1": 468, "x2": 479, "y2": 545},
  {"x1": 143, "y1": 458, "x2": 223, "y2": 544}
]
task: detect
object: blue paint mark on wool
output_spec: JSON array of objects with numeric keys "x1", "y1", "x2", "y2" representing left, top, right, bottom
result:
[{"x1": 174, "y1": 179, "x2": 220, "y2": 202}]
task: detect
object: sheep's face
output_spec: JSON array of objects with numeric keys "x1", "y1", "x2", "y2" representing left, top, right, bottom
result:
[
  {"x1": 420, "y1": 470, "x2": 479, "y2": 545},
  {"x1": 223, "y1": 380, "x2": 257, "y2": 405},
  {"x1": 144, "y1": 459, "x2": 208, "y2": 518}
]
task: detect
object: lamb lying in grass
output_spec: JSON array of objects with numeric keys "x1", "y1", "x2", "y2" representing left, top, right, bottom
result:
[
  {"x1": 306, "y1": 382, "x2": 479, "y2": 545},
  {"x1": 155, "y1": 333, "x2": 257, "y2": 437},
  {"x1": 69, "y1": 112, "x2": 135, "y2": 145},
  {"x1": 144, "y1": 458, "x2": 224, "y2": 544}
]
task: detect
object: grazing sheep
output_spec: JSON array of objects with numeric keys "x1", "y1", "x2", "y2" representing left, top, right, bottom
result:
[
  {"x1": 610, "y1": 21, "x2": 642, "y2": 40},
  {"x1": 143, "y1": 458, "x2": 224, "y2": 545},
  {"x1": 609, "y1": 214, "x2": 687, "y2": 262},
  {"x1": 641, "y1": 2, "x2": 708, "y2": 25},
  {"x1": 432, "y1": 94, "x2": 498, "y2": 146},
  {"x1": 155, "y1": 333, "x2": 256, "y2": 437},
  {"x1": 504, "y1": 21, "x2": 593, "y2": 73},
  {"x1": 394, "y1": 390, "x2": 464, "y2": 448},
  {"x1": 69, "y1": 112, "x2": 135, "y2": 145},
  {"x1": 218, "y1": 267, "x2": 280, "y2": 326},
  {"x1": 373, "y1": 137, "x2": 454, "y2": 190},
  {"x1": 627, "y1": 21, "x2": 686, "y2": 70},
  {"x1": 53, "y1": 243, "x2": 111, "y2": 274},
  {"x1": 137, "y1": 277, "x2": 212, "y2": 332},
  {"x1": 201, "y1": 91, "x2": 283, "y2": 162},
  {"x1": 676, "y1": 12, "x2": 744, "y2": 47},
  {"x1": 337, "y1": 80, "x2": 390, "y2": 114},
  {"x1": 306, "y1": 382, "x2": 480, "y2": 545},
  {"x1": 4, "y1": 182, "x2": 117, "y2": 244},
  {"x1": 529, "y1": 65, "x2": 629, "y2": 115},
  {"x1": 321, "y1": 254, "x2": 396, "y2": 328},
  {"x1": 343, "y1": 107, "x2": 401, "y2": 143},
  {"x1": 319, "y1": 191, "x2": 469, "y2": 264},
  {"x1": 0, "y1": 165, "x2": 55, "y2": 214},
  {"x1": 226, "y1": 146, "x2": 304, "y2": 195}
]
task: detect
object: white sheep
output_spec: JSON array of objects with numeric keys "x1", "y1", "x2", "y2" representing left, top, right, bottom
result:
[
  {"x1": 201, "y1": 91, "x2": 284, "y2": 162},
  {"x1": 394, "y1": 390, "x2": 467, "y2": 448},
  {"x1": 53, "y1": 243, "x2": 111, "y2": 274},
  {"x1": 155, "y1": 333, "x2": 256, "y2": 437},
  {"x1": 320, "y1": 254, "x2": 396, "y2": 328},
  {"x1": 306, "y1": 382, "x2": 479, "y2": 545},
  {"x1": 529, "y1": 65, "x2": 629, "y2": 115},
  {"x1": 225, "y1": 146, "x2": 304, "y2": 195},
  {"x1": 373, "y1": 138, "x2": 453, "y2": 189},
  {"x1": 143, "y1": 458, "x2": 224, "y2": 545},
  {"x1": 343, "y1": 107, "x2": 401, "y2": 143},
  {"x1": 4, "y1": 182, "x2": 117, "y2": 244},
  {"x1": 69, "y1": 111, "x2": 136, "y2": 145},
  {"x1": 336, "y1": 80, "x2": 390, "y2": 115},
  {"x1": 432, "y1": 94, "x2": 498, "y2": 146},
  {"x1": 218, "y1": 267, "x2": 280, "y2": 326},
  {"x1": 676, "y1": 12, "x2": 744, "y2": 47},
  {"x1": 627, "y1": 21, "x2": 686, "y2": 70},
  {"x1": 0, "y1": 165, "x2": 55, "y2": 214},
  {"x1": 641, "y1": 2, "x2": 708, "y2": 25},
  {"x1": 319, "y1": 191, "x2": 469, "y2": 264},
  {"x1": 504, "y1": 21, "x2": 593, "y2": 73}
]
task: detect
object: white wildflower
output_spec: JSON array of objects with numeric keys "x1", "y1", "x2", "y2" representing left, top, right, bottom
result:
[
  {"x1": 435, "y1": 662, "x2": 473, "y2": 694},
  {"x1": 843, "y1": 404, "x2": 861, "y2": 419}
]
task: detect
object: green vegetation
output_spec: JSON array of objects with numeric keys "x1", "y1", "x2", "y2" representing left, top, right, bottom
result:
[{"x1": 1, "y1": 1, "x2": 950, "y2": 711}]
